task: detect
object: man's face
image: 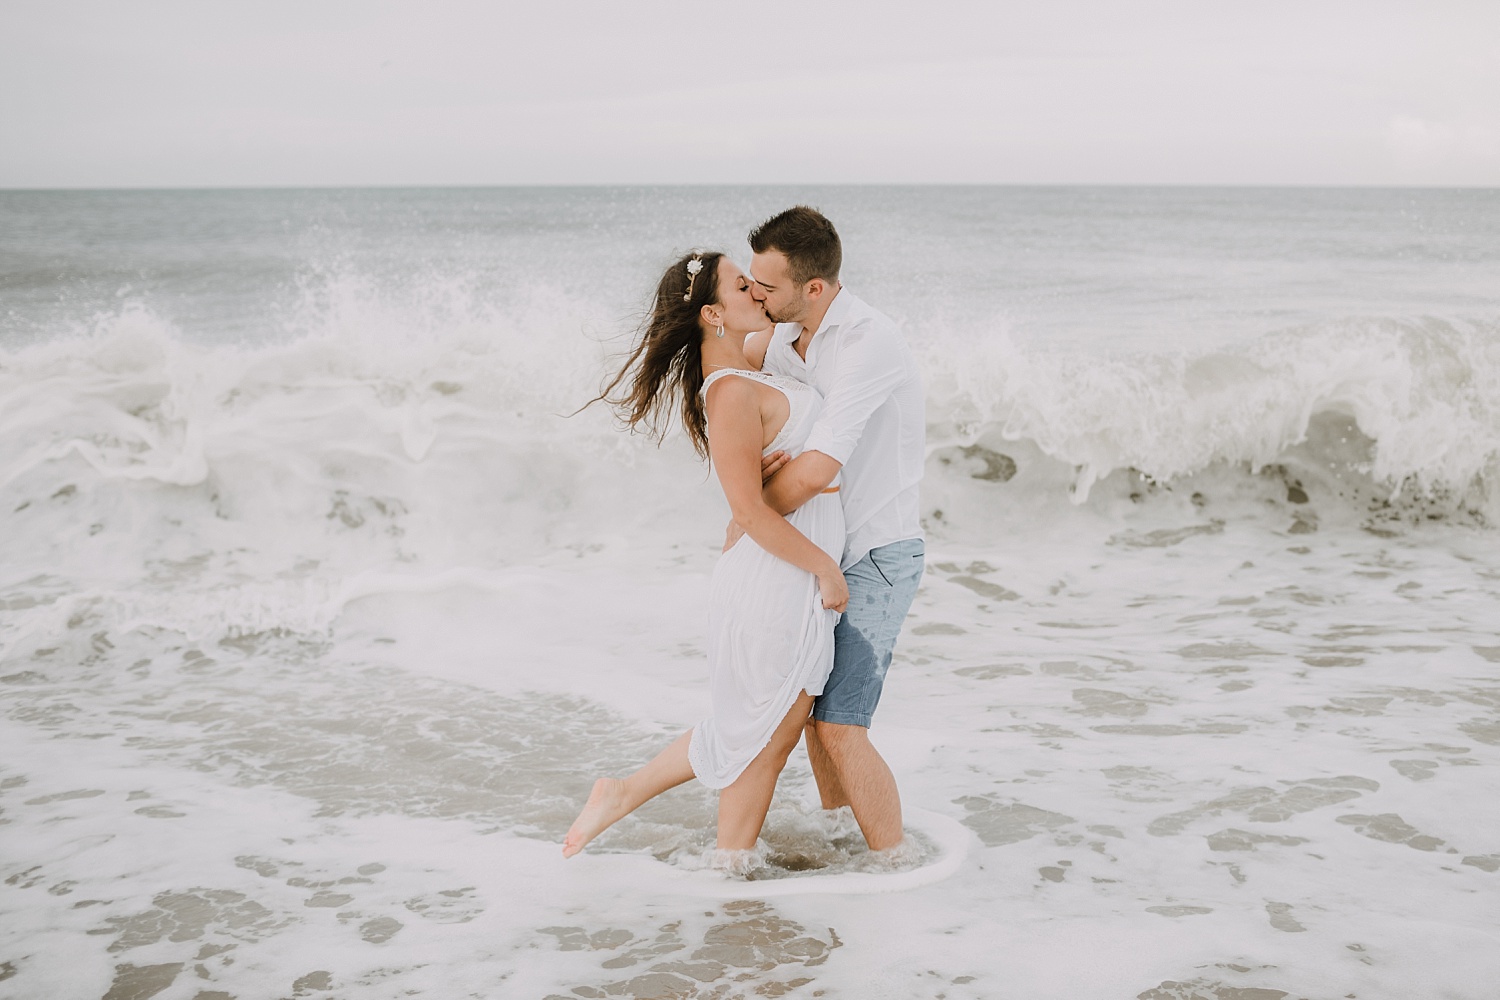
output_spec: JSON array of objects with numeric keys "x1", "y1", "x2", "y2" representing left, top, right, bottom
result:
[{"x1": 750, "y1": 250, "x2": 808, "y2": 326}]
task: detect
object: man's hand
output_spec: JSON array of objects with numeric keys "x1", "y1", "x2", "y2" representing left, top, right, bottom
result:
[
  {"x1": 723, "y1": 520, "x2": 746, "y2": 552},
  {"x1": 760, "y1": 450, "x2": 789, "y2": 483}
]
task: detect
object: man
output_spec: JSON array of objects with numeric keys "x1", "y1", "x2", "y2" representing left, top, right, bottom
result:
[{"x1": 741, "y1": 206, "x2": 925, "y2": 852}]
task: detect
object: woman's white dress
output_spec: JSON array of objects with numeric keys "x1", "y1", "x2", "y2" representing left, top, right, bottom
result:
[{"x1": 688, "y1": 369, "x2": 846, "y2": 789}]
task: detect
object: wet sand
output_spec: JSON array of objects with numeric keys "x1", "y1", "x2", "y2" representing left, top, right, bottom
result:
[{"x1": 3, "y1": 500, "x2": 1498, "y2": 1000}]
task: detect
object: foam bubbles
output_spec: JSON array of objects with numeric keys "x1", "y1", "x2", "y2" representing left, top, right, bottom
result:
[{"x1": 925, "y1": 316, "x2": 1500, "y2": 516}]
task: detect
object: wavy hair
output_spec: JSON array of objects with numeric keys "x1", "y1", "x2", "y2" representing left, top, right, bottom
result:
[{"x1": 592, "y1": 250, "x2": 724, "y2": 459}]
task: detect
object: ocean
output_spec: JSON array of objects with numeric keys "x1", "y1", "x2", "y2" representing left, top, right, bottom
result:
[{"x1": 1, "y1": 186, "x2": 1497, "y2": 999}]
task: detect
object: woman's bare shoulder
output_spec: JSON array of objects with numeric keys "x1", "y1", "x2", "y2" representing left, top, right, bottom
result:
[{"x1": 703, "y1": 371, "x2": 767, "y2": 406}]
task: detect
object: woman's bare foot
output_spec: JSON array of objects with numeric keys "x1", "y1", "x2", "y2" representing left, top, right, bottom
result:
[{"x1": 562, "y1": 778, "x2": 630, "y2": 858}]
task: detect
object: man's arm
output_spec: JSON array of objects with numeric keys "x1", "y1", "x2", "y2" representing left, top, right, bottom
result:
[
  {"x1": 798, "y1": 320, "x2": 908, "y2": 473},
  {"x1": 743, "y1": 328, "x2": 773, "y2": 370},
  {"x1": 760, "y1": 319, "x2": 908, "y2": 518},
  {"x1": 728, "y1": 318, "x2": 906, "y2": 544},
  {"x1": 761, "y1": 450, "x2": 841, "y2": 516},
  {"x1": 723, "y1": 449, "x2": 836, "y2": 549}
]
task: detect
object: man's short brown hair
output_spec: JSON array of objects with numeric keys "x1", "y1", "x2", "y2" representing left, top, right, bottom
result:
[{"x1": 748, "y1": 206, "x2": 842, "y2": 286}]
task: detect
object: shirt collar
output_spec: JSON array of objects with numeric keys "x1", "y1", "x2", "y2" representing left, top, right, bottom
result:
[
  {"x1": 811, "y1": 286, "x2": 851, "y2": 340},
  {"x1": 774, "y1": 286, "x2": 850, "y2": 346}
]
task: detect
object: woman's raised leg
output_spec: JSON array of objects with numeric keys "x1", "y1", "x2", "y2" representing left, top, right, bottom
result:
[
  {"x1": 715, "y1": 692, "x2": 815, "y2": 851},
  {"x1": 563, "y1": 730, "x2": 695, "y2": 858}
]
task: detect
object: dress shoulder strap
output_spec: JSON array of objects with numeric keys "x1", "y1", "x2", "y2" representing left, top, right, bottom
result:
[{"x1": 700, "y1": 368, "x2": 778, "y2": 396}]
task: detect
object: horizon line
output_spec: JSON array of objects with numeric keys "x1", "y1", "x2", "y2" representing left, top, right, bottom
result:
[{"x1": 3, "y1": 180, "x2": 1499, "y2": 195}]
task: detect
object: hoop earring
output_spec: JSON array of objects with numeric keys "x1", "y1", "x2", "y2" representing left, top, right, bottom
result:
[{"x1": 716, "y1": 324, "x2": 725, "y2": 339}]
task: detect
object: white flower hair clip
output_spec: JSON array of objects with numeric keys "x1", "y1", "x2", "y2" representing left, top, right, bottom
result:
[{"x1": 683, "y1": 256, "x2": 704, "y2": 301}]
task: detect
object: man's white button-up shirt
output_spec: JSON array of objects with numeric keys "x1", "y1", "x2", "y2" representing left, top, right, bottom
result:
[{"x1": 762, "y1": 288, "x2": 925, "y2": 570}]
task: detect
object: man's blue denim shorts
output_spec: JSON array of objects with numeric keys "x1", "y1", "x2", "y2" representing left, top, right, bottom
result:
[{"x1": 812, "y1": 538, "x2": 925, "y2": 728}]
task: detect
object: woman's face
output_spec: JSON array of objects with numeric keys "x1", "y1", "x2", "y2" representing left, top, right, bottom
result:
[{"x1": 712, "y1": 257, "x2": 770, "y2": 336}]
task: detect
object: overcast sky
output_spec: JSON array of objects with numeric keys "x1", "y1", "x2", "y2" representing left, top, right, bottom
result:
[{"x1": 2, "y1": 0, "x2": 1497, "y2": 188}]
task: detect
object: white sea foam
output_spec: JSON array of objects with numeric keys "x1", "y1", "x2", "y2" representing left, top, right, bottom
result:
[
  {"x1": 637, "y1": 808, "x2": 973, "y2": 898},
  {"x1": 924, "y1": 315, "x2": 1500, "y2": 509},
  {"x1": 3, "y1": 188, "x2": 1499, "y2": 999},
  {"x1": 3, "y1": 298, "x2": 1494, "y2": 640}
]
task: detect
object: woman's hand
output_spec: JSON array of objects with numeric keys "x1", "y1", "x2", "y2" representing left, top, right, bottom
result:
[
  {"x1": 818, "y1": 565, "x2": 849, "y2": 613},
  {"x1": 760, "y1": 450, "x2": 789, "y2": 483}
]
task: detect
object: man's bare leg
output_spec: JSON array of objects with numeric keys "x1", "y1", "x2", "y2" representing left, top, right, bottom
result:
[
  {"x1": 806, "y1": 719, "x2": 903, "y2": 851},
  {"x1": 716, "y1": 692, "x2": 814, "y2": 850},
  {"x1": 563, "y1": 730, "x2": 694, "y2": 858},
  {"x1": 803, "y1": 718, "x2": 850, "y2": 810}
]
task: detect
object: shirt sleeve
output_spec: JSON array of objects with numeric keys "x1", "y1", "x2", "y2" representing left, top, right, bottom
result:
[
  {"x1": 759, "y1": 326, "x2": 792, "y2": 377},
  {"x1": 801, "y1": 318, "x2": 907, "y2": 467}
]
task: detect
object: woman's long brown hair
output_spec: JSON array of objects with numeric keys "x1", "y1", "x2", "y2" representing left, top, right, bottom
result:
[{"x1": 593, "y1": 250, "x2": 723, "y2": 459}]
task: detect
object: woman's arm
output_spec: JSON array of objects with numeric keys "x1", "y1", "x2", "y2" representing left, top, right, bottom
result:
[{"x1": 705, "y1": 377, "x2": 847, "y2": 612}]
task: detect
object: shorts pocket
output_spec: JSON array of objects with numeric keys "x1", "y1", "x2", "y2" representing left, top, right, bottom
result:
[{"x1": 868, "y1": 545, "x2": 919, "y2": 589}]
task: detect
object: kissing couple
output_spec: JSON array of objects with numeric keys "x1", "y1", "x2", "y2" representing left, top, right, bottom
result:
[{"x1": 565, "y1": 206, "x2": 926, "y2": 869}]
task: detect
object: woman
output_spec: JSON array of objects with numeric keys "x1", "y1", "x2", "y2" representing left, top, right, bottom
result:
[{"x1": 563, "y1": 250, "x2": 848, "y2": 861}]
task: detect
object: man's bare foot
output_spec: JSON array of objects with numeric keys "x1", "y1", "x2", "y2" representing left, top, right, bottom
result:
[{"x1": 562, "y1": 778, "x2": 630, "y2": 858}]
